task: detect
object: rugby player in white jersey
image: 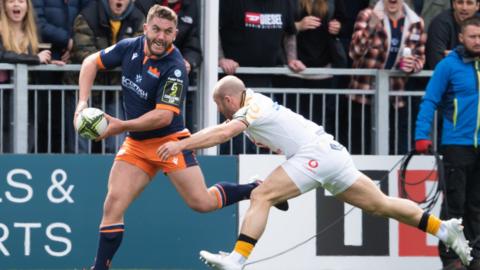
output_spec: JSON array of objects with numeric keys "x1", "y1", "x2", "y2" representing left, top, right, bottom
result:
[{"x1": 156, "y1": 75, "x2": 472, "y2": 270}]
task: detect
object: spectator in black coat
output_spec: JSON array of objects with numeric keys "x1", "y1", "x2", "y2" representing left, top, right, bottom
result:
[
  {"x1": 135, "y1": 0, "x2": 202, "y2": 74},
  {"x1": 426, "y1": 0, "x2": 479, "y2": 69}
]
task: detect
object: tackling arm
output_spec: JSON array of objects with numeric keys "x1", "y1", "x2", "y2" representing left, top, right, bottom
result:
[
  {"x1": 181, "y1": 119, "x2": 247, "y2": 150},
  {"x1": 157, "y1": 119, "x2": 247, "y2": 160}
]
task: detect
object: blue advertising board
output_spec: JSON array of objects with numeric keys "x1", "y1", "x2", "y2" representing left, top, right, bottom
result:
[{"x1": 0, "y1": 155, "x2": 238, "y2": 269}]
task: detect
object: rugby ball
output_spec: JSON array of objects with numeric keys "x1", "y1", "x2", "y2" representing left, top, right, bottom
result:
[{"x1": 75, "y1": 107, "x2": 108, "y2": 140}]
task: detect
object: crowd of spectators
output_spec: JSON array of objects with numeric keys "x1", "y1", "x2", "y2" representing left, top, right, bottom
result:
[
  {"x1": 0, "y1": 1, "x2": 478, "y2": 268},
  {"x1": 0, "y1": 0, "x2": 477, "y2": 157}
]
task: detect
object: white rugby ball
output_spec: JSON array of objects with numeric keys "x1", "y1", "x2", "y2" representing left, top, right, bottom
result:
[{"x1": 75, "y1": 107, "x2": 108, "y2": 140}]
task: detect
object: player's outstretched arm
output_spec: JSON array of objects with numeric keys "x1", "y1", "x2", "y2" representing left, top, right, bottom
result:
[{"x1": 157, "y1": 119, "x2": 247, "y2": 160}]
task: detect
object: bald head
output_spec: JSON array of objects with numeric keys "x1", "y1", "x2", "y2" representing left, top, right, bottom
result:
[{"x1": 214, "y1": 75, "x2": 245, "y2": 99}]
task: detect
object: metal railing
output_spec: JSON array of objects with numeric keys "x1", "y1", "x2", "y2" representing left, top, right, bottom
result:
[
  {"x1": 219, "y1": 67, "x2": 436, "y2": 155},
  {"x1": 0, "y1": 64, "x2": 437, "y2": 155}
]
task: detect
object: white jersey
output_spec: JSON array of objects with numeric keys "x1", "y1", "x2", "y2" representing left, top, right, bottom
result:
[{"x1": 233, "y1": 89, "x2": 332, "y2": 158}]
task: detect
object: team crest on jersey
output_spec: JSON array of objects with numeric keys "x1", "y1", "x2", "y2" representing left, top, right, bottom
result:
[
  {"x1": 147, "y1": 66, "x2": 160, "y2": 78},
  {"x1": 135, "y1": 74, "x2": 142, "y2": 83},
  {"x1": 161, "y1": 79, "x2": 183, "y2": 106}
]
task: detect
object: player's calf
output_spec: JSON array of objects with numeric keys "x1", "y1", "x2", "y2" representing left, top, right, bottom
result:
[{"x1": 209, "y1": 181, "x2": 289, "y2": 211}]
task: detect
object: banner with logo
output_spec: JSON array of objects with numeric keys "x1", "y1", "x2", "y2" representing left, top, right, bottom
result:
[
  {"x1": 0, "y1": 155, "x2": 237, "y2": 269},
  {"x1": 238, "y1": 155, "x2": 442, "y2": 270}
]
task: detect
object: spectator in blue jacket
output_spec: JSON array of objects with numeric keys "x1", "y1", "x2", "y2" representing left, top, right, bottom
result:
[
  {"x1": 415, "y1": 16, "x2": 480, "y2": 270},
  {"x1": 33, "y1": 0, "x2": 90, "y2": 62},
  {"x1": 32, "y1": 0, "x2": 90, "y2": 153}
]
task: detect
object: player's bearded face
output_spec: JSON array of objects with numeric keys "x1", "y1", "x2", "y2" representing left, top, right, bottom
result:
[{"x1": 145, "y1": 17, "x2": 177, "y2": 57}]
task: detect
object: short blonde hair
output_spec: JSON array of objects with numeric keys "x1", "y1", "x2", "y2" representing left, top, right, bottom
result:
[{"x1": 146, "y1": 4, "x2": 177, "y2": 26}]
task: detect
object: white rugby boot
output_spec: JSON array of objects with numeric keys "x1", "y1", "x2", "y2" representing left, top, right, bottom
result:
[
  {"x1": 199, "y1": 250, "x2": 243, "y2": 270},
  {"x1": 442, "y1": 218, "x2": 473, "y2": 266}
]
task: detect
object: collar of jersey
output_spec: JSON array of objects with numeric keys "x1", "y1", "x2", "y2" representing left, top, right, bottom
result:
[{"x1": 143, "y1": 39, "x2": 175, "y2": 62}]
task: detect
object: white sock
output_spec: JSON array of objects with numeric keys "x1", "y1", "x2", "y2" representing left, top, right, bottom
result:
[
  {"x1": 228, "y1": 250, "x2": 247, "y2": 264},
  {"x1": 436, "y1": 222, "x2": 448, "y2": 243}
]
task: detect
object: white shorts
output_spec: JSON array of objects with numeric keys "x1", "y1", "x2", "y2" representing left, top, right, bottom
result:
[{"x1": 281, "y1": 136, "x2": 360, "y2": 196}]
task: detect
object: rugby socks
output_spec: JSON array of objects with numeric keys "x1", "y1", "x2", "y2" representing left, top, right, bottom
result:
[
  {"x1": 93, "y1": 224, "x2": 124, "y2": 270},
  {"x1": 229, "y1": 233, "x2": 258, "y2": 264},
  {"x1": 209, "y1": 181, "x2": 259, "y2": 208},
  {"x1": 417, "y1": 212, "x2": 447, "y2": 241}
]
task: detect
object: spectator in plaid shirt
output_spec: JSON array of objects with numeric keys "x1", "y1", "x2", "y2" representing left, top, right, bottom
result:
[{"x1": 346, "y1": 0, "x2": 426, "y2": 154}]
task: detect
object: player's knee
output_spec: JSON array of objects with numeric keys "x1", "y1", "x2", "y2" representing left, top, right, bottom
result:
[
  {"x1": 250, "y1": 187, "x2": 274, "y2": 207},
  {"x1": 362, "y1": 201, "x2": 388, "y2": 217},
  {"x1": 103, "y1": 192, "x2": 122, "y2": 213},
  {"x1": 101, "y1": 194, "x2": 125, "y2": 222}
]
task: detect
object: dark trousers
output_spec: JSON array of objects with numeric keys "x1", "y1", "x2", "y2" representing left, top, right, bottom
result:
[
  {"x1": 339, "y1": 99, "x2": 372, "y2": 154},
  {"x1": 339, "y1": 99, "x2": 410, "y2": 155},
  {"x1": 439, "y1": 146, "x2": 480, "y2": 266}
]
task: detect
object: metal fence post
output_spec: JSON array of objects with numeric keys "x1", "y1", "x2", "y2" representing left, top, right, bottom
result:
[
  {"x1": 374, "y1": 69, "x2": 390, "y2": 155},
  {"x1": 200, "y1": 0, "x2": 219, "y2": 155},
  {"x1": 13, "y1": 64, "x2": 28, "y2": 153}
]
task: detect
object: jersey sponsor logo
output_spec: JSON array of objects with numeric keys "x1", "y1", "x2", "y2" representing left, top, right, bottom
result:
[
  {"x1": 161, "y1": 78, "x2": 183, "y2": 106},
  {"x1": 147, "y1": 66, "x2": 160, "y2": 78},
  {"x1": 131, "y1": 52, "x2": 138, "y2": 60},
  {"x1": 121, "y1": 76, "x2": 148, "y2": 100},
  {"x1": 245, "y1": 12, "x2": 283, "y2": 29},
  {"x1": 308, "y1": 160, "x2": 319, "y2": 169}
]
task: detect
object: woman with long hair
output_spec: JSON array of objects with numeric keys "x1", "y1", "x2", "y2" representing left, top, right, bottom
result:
[
  {"x1": 0, "y1": 0, "x2": 64, "y2": 153},
  {"x1": 0, "y1": 0, "x2": 59, "y2": 64}
]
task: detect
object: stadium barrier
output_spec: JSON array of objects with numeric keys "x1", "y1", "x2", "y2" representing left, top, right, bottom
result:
[
  {"x1": 0, "y1": 154, "x2": 443, "y2": 269},
  {"x1": 0, "y1": 64, "x2": 437, "y2": 155},
  {"x1": 238, "y1": 154, "x2": 443, "y2": 270},
  {"x1": 0, "y1": 155, "x2": 237, "y2": 269}
]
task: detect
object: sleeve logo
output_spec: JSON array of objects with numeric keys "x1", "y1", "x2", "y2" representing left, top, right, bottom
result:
[
  {"x1": 104, "y1": 44, "x2": 116, "y2": 54},
  {"x1": 161, "y1": 80, "x2": 183, "y2": 106}
]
